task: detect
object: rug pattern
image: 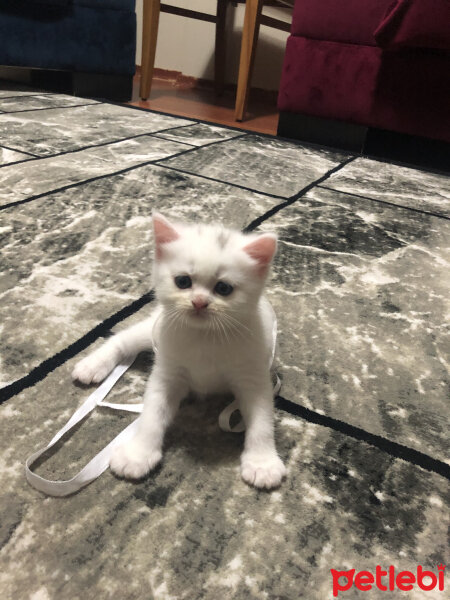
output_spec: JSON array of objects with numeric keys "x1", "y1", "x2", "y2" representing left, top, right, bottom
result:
[{"x1": 0, "y1": 91, "x2": 449, "y2": 600}]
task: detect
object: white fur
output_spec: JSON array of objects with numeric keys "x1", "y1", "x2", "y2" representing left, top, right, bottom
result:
[{"x1": 72, "y1": 215, "x2": 286, "y2": 489}]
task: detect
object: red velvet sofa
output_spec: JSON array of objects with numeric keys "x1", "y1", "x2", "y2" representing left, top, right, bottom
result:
[{"x1": 277, "y1": 0, "x2": 450, "y2": 164}]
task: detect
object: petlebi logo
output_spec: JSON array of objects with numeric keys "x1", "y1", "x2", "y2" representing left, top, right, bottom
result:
[{"x1": 330, "y1": 564, "x2": 446, "y2": 597}]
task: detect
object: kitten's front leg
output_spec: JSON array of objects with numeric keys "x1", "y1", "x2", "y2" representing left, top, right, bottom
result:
[
  {"x1": 235, "y1": 376, "x2": 286, "y2": 490},
  {"x1": 109, "y1": 366, "x2": 187, "y2": 480},
  {"x1": 72, "y1": 313, "x2": 158, "y2": 384}
]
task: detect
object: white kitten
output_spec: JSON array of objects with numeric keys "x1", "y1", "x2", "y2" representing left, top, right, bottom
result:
[{"x1": 72, "y1": 213, "x2": 286, "y2": 489}]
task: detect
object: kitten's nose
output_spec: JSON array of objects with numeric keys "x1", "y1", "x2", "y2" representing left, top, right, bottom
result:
[{"x1": 192, "y1": 297, "x2": 209, "y2": 311}]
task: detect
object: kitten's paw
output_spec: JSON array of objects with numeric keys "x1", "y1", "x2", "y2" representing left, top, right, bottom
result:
[
  {"x1": 240, "y1": 452, "x2": 286, "y2": 490},
  {"x1": 109, "y1": 440, "x2": 162, "y2": 480},
  {"x1": 72, "y1": 354, "x2": 114, "y2": 385}
]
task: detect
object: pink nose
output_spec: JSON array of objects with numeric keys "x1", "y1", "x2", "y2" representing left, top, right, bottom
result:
[{"x1": 192, "y1": 298, "x2": 209, "y2": 311}]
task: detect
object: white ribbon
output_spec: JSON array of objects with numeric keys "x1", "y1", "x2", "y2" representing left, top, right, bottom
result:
[
  {"x1": 25, "y1": 306, "x2": 280, "y2": 496},
  {"x1": 218, "y1": 399, "x2": 246, "y2": 433},
  {"x1": 25, "y1": 356, "x2": 140, "y2": 497}
]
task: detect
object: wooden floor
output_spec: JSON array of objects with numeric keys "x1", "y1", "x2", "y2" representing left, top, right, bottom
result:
[{"x1": 127, "y1": 71, "x2": 279, "y2": 135}]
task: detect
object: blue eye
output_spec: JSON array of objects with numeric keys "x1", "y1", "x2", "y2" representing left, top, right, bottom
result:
[
  {"x1": 174, "y1": 275, "x2": 192, "y2": 289},
  {"x1": 214, "y1": 281, "x2": 233, "y2": 296}
]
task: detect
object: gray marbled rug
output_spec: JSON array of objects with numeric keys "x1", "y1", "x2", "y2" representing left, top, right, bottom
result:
[{"x1": 1, "y1": 88, "x2": 449, "y2": 600}]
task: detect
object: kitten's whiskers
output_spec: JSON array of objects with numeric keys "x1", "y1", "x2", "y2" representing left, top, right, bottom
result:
[
  {"x1": 221, "y1": 312, "x2": 250, "y2": 341},
  {"x1": 164, "y1": 307, "x2": 185, "y2": 335}
]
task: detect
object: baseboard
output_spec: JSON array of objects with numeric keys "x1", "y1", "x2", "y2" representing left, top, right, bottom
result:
[
  {"x1": 72, "y1": 72, "x2": 133, "y2": 102},
  {"x1": 364, "y1": 128, "x2": 450, "y2": 173},
  {"x1": 27, "y1": 69, "x2": 134, "y2": 101},
  {"x1": 277, "y1": 111, "x2": 367, "y2": 153},
  {"x1": 0, "y1": 66, "x2": 33, "y2": 84},
  {"x1": 278, "y1": 111, "x2": 450, "y2": 172},
  {"x1": 135, "y1": 65, "x2": 279, "y2": 104},
  {"x1": 30, "y1": 69, "x2": 72, "y2": 94}
]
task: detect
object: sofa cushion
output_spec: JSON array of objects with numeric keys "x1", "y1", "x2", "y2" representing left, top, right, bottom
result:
[
  {"x1": 0, "y1": 3, "x2": 136, "y2": 75},
  {"x1": 74, "y1": 0, "x2": 135, "y2": 11},
  {"x1": 278, "y1": 37, "x2": 381, "y2": 122},
  {"x1": 374, "y1": 0, "x2": 450, "y2": 50},
  {"x1": 291, "y1": 0, "x2": 393, "y2": 46},
  {"x1": 27, "y1": 0, "x2": 69, "y2": 5},
  {"x1": 0, "y1": 0, "x2": 135, "y2": 15}
]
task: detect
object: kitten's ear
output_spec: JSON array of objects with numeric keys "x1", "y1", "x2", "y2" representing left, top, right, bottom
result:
[
  {"x1": 242, "y1": 233, "x2": 277, "y2": 276},
  {"x1": 152, "y1": 212, "x2": 180, "y2": 259}
]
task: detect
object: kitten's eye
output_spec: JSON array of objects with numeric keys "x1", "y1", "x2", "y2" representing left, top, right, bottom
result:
[
  {"x1": 214, "y1": 281, "x2": 233, "y2": 296},
  {"x1": 174, "y1": 275, "x2": 192, "y2": 289}
]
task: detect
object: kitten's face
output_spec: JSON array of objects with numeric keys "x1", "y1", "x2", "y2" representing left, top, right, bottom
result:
[{"x1": 151, "y1": 214, "x2": 276, "y2": 332}]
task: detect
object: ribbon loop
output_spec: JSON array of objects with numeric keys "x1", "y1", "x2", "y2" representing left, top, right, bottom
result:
[{"x1": 25, "y1": 302, "x2": 280, "y2": 496}]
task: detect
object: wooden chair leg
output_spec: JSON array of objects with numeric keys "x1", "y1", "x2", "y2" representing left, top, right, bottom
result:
[
  {"x1": 234, "y1": 0, "x2": 263, "y2": 121},
  {"x1": 215, "y1": 0, "x2": 228, "y2": 96},
  {"x1": 140, "y1": 0, "x2": 161, "y2": 100}
]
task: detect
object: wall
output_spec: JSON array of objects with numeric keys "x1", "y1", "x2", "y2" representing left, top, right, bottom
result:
[{"x1": 135, "y1": 0, "x2": 291, "y2": 91}]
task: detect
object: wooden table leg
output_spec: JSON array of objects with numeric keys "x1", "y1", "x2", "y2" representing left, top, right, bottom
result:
[
  {"x1": 215, "y1": 0, "x2": 229, "y2": 96},
  {"x1": 140, "y1": 0, "x2": 161, "y2": 100},
  {"x1": 234, "y1": 0, "x2": 263, "y2": 121}
]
